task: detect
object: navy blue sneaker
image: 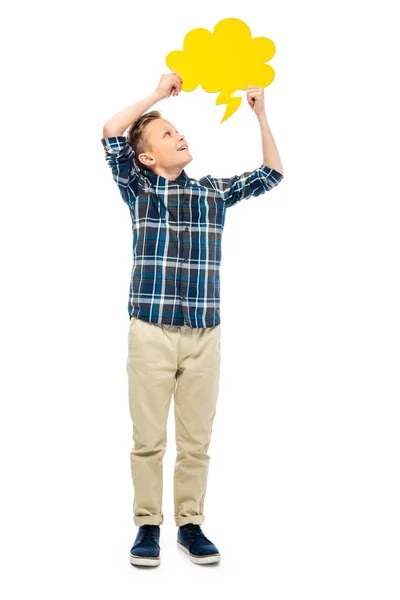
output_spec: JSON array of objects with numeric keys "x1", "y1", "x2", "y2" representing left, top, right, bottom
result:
[
  {"x1": 177, "y1": 523, "x2": 220, "y2": 564},
  {"x1": 130, "y1": 524, "x2": 161, "y2": 567}
]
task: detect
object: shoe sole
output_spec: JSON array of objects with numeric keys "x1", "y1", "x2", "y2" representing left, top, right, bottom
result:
[
  {"x1": 177, "y1": 539, "x2": 220, "y2": 564},
  {"x1": 130, "y1": 553, "x2": 160, "y2": 567}
]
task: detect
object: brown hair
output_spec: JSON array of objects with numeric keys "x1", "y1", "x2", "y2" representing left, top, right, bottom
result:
[{"x1": 126, "y1": 110, "x2": 162, "y2": 171}]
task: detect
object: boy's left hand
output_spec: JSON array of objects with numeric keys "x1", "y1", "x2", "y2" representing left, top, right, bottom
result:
[{"x1": 246, "y1": 85, "x2": 266, "y2": 116}]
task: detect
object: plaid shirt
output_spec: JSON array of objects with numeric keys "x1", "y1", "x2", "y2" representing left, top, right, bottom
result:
[{"x1": 101, "y1": 135, "x2": 284, "y2": 328}]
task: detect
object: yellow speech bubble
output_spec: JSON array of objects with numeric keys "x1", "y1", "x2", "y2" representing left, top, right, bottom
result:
[{"x1": 165, "y1": 17, "x2": 277, "y2": 123}]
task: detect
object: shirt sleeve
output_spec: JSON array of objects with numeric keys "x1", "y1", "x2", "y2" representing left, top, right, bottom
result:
[
  {"x1": 205, "y1": 164, "x2": 284, "y2": 208},
  {"x1": 101, "y1": 136, "x2": 143, "y2": 206}
]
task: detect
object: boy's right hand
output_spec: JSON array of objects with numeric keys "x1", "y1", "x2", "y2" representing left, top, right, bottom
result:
[{"x1": 154, "y1": 73, "x2": 183, "y2": 100}]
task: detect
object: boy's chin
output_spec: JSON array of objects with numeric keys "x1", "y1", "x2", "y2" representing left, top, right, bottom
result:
[{"x1": 180, "y1": 154, "x2": 193, "y2": 166}]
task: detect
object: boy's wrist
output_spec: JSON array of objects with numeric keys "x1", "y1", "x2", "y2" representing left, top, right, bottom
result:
[
  {"x1": 257, "y1": 110, "x2": 268, "y2": 122},
  {"x1": 151, "y1": 90, "x2": 165, "y2": 102}
]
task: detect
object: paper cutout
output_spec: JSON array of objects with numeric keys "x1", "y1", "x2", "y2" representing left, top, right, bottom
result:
[{"x1": 165, "y1": 17, "x2": 277, "y2": 123}]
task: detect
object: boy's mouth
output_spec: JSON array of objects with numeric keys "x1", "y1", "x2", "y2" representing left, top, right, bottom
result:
[{"x1": 177, "y1": 145, "x2": 188, "y2": 152}]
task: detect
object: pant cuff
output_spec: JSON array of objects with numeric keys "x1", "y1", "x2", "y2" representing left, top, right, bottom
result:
[
  {"x1": 175, "y1": 515, "x2": 205, "y2": 527},
  {"x1": 134, "y1": 513, "x2": 163, "y2": 526}
]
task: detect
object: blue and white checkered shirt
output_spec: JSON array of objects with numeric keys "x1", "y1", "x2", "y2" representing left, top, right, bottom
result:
[{"x1": 101, "y1": 135, "x2": 284, "y2": 328}]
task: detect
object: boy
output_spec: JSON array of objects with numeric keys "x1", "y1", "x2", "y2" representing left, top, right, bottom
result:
[{"x1": 101, "y1": 72, "x2": 284, "y2": 567}]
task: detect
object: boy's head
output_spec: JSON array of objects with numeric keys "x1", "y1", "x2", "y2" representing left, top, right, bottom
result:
[{"x1": 126, "y1": 110, "x2": 192, "y2": 174}]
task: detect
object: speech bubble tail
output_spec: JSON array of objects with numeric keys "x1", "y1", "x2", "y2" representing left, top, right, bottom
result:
[{"x1": 219, "y1": 96, "x2": 242, "y2": 123}]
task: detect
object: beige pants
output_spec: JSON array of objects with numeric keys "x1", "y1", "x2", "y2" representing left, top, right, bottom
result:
[{"x1": 126, "y1": 316, "x2": 221, "y2": 527}]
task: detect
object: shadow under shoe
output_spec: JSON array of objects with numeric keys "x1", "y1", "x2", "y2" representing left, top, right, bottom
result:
[
  {"x1": 177, "y1": 523, "x2": 220, "y2": 564},
  {"x1": 130, "y1": 524, "x2": 161, "y2": 567}
]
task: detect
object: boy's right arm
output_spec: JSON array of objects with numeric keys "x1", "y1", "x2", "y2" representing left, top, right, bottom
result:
[
  {"x1": 101, "y1": 94, "x2": 164, "y2": 206},
  {"x1": 102, "y1": 92, "x2": 163, "y2": 138},
  {"x1": 102, "y1": 72, "x2": 183, "y2": 136},
  {"x1": 101, "y1": 74, "x2": 183, "y2": 206}
]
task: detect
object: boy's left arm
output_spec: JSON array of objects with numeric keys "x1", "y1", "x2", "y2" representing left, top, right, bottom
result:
[
  {"x1": 248, "y1": 85, "x2": 284, "y2": 176},
  {"x1": 204, "y1": 86, "x2": 284, "y2": 209}
]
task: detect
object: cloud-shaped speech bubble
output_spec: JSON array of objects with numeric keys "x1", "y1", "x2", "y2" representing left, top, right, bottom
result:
[{"x1": 165, "y1": 17, "x2": 277, "y2": 123}]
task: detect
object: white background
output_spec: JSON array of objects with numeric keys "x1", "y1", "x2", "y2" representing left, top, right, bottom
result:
[{"x1": 1, "y1": 0, "x2": 399, "y2": 597}]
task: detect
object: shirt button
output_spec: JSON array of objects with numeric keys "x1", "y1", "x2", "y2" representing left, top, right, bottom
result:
[
  {"x1": 185, "y1": 227, "x2": 189, "y2": 231},
  {"x1": 182, "y1": 295, "x2": 186, "y2": 300}
]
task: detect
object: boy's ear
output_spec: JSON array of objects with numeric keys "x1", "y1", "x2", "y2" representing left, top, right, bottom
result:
[{"x1": 133, "y1": 153, "x2": 145, "y2": 170}]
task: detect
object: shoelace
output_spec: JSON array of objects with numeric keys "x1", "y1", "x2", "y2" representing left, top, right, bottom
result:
[
  {"x1": 182, "y1": 524, "x2": 211, "y2": 544},
  {"x1": 140, "y1": 525, "x2": 159, "y2": 541}
]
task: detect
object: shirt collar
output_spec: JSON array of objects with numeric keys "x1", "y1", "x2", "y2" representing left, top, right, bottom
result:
[{"x1": 139, "y1": 162, "x2": 190, "y2": 187}]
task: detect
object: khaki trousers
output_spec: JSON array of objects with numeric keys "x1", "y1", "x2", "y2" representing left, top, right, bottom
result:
[{"x1": 125, "y1": 316, "x2": 221, "y2": 527}]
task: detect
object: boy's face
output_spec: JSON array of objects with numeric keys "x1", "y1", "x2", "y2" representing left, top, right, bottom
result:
[{"x1": 138, "y1": 118, "x2": 192, "y2": 171}]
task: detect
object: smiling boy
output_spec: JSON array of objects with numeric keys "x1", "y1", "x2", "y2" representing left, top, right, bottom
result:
[{"x1": 101, "y1": 72, "x2": 284, "y2": 567}]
